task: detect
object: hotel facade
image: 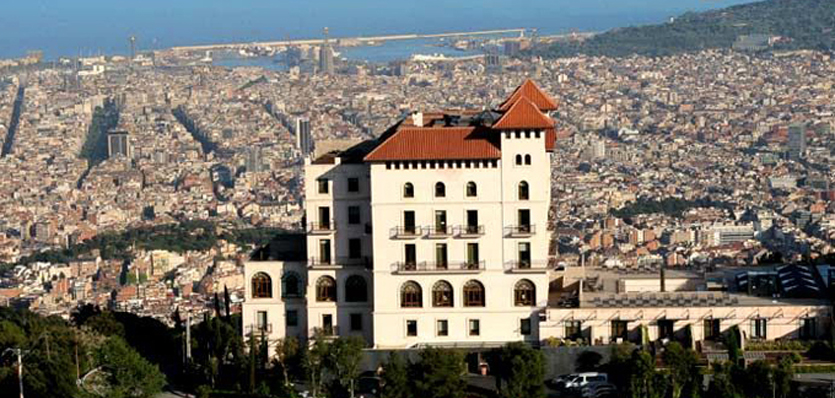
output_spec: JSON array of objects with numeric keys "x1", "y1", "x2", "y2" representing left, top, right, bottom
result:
[{"x1": 243, "y1": 80, "x2": 831, "y2": 353}]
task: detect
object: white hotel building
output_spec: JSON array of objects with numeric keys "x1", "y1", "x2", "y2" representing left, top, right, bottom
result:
[{"x1": 243, "y1": 80, "x2": 831, "y2": 353}]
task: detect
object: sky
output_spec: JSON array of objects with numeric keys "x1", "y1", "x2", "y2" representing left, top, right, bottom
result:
[{"x1": 0, "y1": 0, "x2": 760, "y2": 59}]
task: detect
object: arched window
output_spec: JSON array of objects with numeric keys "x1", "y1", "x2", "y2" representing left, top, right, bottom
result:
[
  {"x1": 463, "y1": 280, "x2": 485, "y2": 307},
  {"x1": 316, "y1": 276, "x2": 337, "y2": 302},
  {"x1": 466, "y1": 182, "x2": 477, "y2": 197},
  {"x1": 515, "y1": 154, "x2": 522, "y2": 165},
  {"x1": 282, "y1": 272, "x2": 302, "y2": 298},
  {"x1": 432, "y1": 280, "x2": 454, "y2": 307},
  {"x1": 514, "y1": 279, "x2": 536, "y2": 306},
  {"x1": 518, "y1": 181, "x2": 529, "y2": 201},
  {"x1": 435, "y1": 182, "x2": 446, "y2": 198},
  {"x1": 524, "y1": 154, "x2": 532, "y2": 165},
  {"x1": 251, "y1": 272, "x2": 272, "y2": 298},
  {"x1": 400, "y1": 281, "x2": 422, "y2": 308},
  {"x1": 345, "y1": 275, "x2": 368, "y2": 302},
  {"x1": 403, "y1": 183, "x2": 414, "y2": 198}
]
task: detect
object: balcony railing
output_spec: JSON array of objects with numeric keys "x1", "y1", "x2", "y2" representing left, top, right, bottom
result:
[
  {"x1": 504, "y1": 260, "x2": 550, "y2": 272},
  {"x1": 390, "y1": 226, "x2": 423, "y2": 239},
  {"x1": 454, "y1": 225, "x2": 485, "y2": 238},
  {"x1": 246, "y1": 323, "x2": 273, "y2": 335},
  {"x1": 335, "y1": 256, "x2": 373, "y2": 268},
  {"x1": 505, "y1": 224, "x2": 536, "y2": 237},
  {"x1": 425, "y1": 225, "x2": 453, "y2": 238},
  {"x1": 392, "y1": 260, "x2": 485, "y2": 273},
  {"x1": 314, "y1": 325, "x2": 340, "y2": 337},
  {"x1": 308, "y1": 257, "x2": 334, "y2": 267},
  {"x1": 308, "y1": 219, "x2": 336, "y2": 234}
]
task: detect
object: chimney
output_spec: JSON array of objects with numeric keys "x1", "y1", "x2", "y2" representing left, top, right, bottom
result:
[
  {"x1": 412, "y1": 111, "x2": 423, "y2": 127},
  {"x1": 660, "y1": 263, "x2": 666, "y2": 293}
]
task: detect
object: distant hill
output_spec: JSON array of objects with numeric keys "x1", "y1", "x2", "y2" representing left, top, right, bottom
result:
[{"x1": 529, "y1": 0, "x2": 835, "y2": 58}]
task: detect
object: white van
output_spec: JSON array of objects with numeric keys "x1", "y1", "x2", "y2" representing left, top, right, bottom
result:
[{"x1": 564, "y1": 372, "x2": 608, "y2": 390}]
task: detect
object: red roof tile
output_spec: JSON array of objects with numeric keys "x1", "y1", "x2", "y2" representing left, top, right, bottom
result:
[
  {"x1": 499, "y1": 79, "x2": 559, "y2": 112},
  {"x1": 493, "y1": 97, "x2": 556, "y2": 130},
  {"x1": 364, "y1": 127, "x2": 501, "y2": 161}
]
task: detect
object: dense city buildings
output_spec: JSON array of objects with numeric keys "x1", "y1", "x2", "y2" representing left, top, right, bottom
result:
[{"x1": 1, "y1": 44, "x2": 834, "y2": 347}]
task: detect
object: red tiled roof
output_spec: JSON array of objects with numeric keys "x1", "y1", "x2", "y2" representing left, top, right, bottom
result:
[
  {"x1": 545, "y1": 128, "x2": 556, "y2": 151},
  {"x1": 493, "y1": 97, "x2": 556, "y2": 130},
  {"x1": 499, "y1": 79, "x2": 559, "y2": 112},
  {"x1": 364, "y1": 127, "x2": 501, "y2": 161}
]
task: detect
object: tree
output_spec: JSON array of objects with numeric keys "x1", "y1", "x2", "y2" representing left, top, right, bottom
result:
[
  {"x1": 627, "y1": 350, "x2": 663, "y2": 398},
  {"x1": 739, "y1": 360, "x2": 772, "y2": 398},
  {"x1": 576, "y1": 350, "x2": 603, "y2": 372},
  {"x1": 410, "y1": 348, "x2": 467, "y2": 398},
  {"x1": 380, "y1": 352, "x2": 409, "y2": 398},
  {"x1": 273, "y1": 336, "x2": 300, "y2": 389},
  {"x1": 662, "y1": 342, "x2": 700, "y2": 398},
  {"x1": 772, "y1": 356, "x2": 796, "y2": 398},
  {"x1": 325, "y1": 336, "x2": 366, "y2": 398},
  {"x1": 93, "y1": 336, "x2": 166, "y2": 398},
  {"x1": 487, "y1": 342, "x2": 545, "y2": 398},
  {"x1": 726, "y1": 325, "x2": 742, "y2": 366},
  {"x1": 706, "y1": 363, "x2": 742, "y2": 398},
  {"x1": 603, "y1": 343, "x2": 635, "y2": 392},
  {"x1": 304, "y1": 331, "x2": 330, "y2": 398}
]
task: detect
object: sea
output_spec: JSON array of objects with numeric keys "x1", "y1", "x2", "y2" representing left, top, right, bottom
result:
[{"x1": 2, "y1": 0, "x2": 757, "y2": 64}]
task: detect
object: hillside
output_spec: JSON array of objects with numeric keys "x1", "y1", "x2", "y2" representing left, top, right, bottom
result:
[{"x1": 530, "y1": 0, "x2": 835, "y2": 58}]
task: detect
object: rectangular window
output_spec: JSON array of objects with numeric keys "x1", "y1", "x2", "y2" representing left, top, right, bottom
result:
[
  {"x1": 257, "y1": 311, "x2": 268, "y2": 332},
  {"x1": 518, "y1": 242, "x2": 531, "y2": 268},
  {"x1": 611, "y1": 320, "x2": 628, "y2": 341},
  {"x1": 435, "y1": 243, "x2": 448, "y2": 269},
  {"x1": 518, "y1": 209, "x2": 531, "y2": 231},
  {"x1": 404, "y1": 211, "x2": 416, "y2": 233},
  {"x1": 751, "y1": 318, "x2": 767, "y2": 339},
  {"x1": 318, "y1": 207, "x2": 331, "y2": 229},
  {"x1": 347, "y1": 177, "x2": 359, "y2": 192},
  {"x1": 350, "y1": 313, "x2": 363, "y2": 331},
  {"x1": 704, "y1": 319, "x2": 720, "y2": 341},
  {"x1": 434, "y1": 210, "x2": 447, "y2": 234},
  {"x1": 319, "y1": 239, "x2": 331, "y2": 264},
  {"x1": 437, "y1": 320, "x2": 449, "y2": 336},
  {"x1": 469, "y1": 319, "x2": 480, "y2": 336},
  {"x1": 405, "y1": 244, "x2": 417, "y2": 268},
  {"x1": 406, "y1": 320, "x2": 418, "y2": 337},
  {"x1": 349, "y1": 238, "x2": 362, "y2": 259},
  {"x1": 565, "y1": 321, "x2": 582, "y2": 340},
  {"x1": 322, "y1": 314, "x2": 334, "y2": 336},
  {"x1": 348, "y1": 206, "x2": 360, "y2": 224},
  {"x1": 286, "y1": 310, "x2": 298, "y2": 327},
  {"x1": 466, "y1": 210, "x2": 478, "y2": 232},
  {"x1": 801, "y1": 318, "x2": 817, "y2": 340},
  {"x1": 658, "y1": 320, "x2": 674, "y2": 340},
  {"x1": 318, "y1": 179, "x2": 329, "y2": 194},
  {"x1": 520, "y1": 318, "x2": 532, "y2": 336},
  {"x1": 467, "y1": 243, "x2": 480, "y2": 267}
]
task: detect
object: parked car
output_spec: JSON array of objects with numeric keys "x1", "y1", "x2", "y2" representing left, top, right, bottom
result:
[
  {"x1": 564, "y1": 372, "x2": 608, "y2": 391},
  {"x1": 550, "y1": 373, "x2": 575, "y2": 390},
  {"x1": 581, "y1": 381, "x2": 617, "y2": 398}
]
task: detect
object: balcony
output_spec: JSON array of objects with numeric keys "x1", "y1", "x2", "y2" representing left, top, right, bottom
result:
[
  {"x1": 454, "y1": 225, "x2": 485, "y2": 238},
  {"x1": 392, "y1": 260, "x2": 485, "y2": 274},
  {"x1": 335, "y1": 256, "x2": 373, "y2": 268},
  {"x1": 308, "y1": 219, "x2": 336, "y2": 234},
  {"x1": 390, "y1": 226, "x2": 423, "y2": 239},
  {"x1": 314, "y1": 325, "x2": 340, "y2": 337},
  {"x1": 504, "y1": 260, "x2": 551, "y2": 273},
  {"x1": 308, "y1": 257, "x2": 335, "y2": 268},
  {"x1": 246, "y1": 323, "x2": 273, "y2": 335},
  {"x1": 505, "y1": 224, "x2": 536, "y2": 238},
  {"x1": 425, "y1": 225, "x2": 453, "y2": 238}
]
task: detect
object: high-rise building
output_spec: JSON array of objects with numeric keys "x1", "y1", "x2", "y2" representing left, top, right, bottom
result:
[
  {"x1": 295, "y1": 118, "x2": 313, "y2": 156},
  {"x1": 319, "y1": 27, "x2": 335, "y2": 75},
  {"x1": 787, "y1": 124, "x2": 806, "y2": 160},
  {"x1": 107, "y1": 130, "x2": 131, "y2": 159},
  {"x1": 504, "y1": 40, "x2": 521, "y2": 56}
]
